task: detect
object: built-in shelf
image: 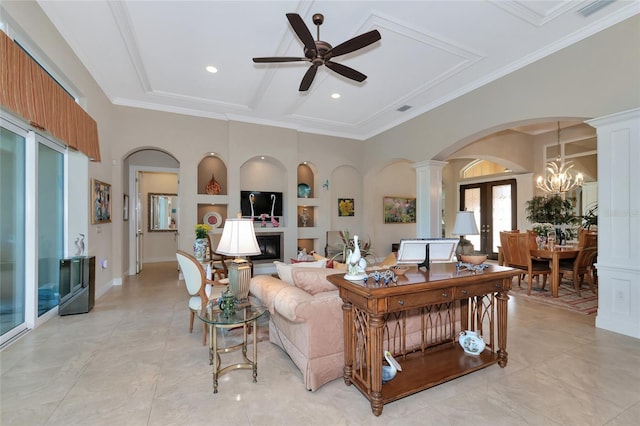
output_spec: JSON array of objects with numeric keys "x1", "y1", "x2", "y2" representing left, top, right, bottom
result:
[
  {"x1": 197, "y1": 155, "x2": 227, "y2": 195},
  {"x1": 296, "y1": 198, "x2": 319, "y2": 207}
]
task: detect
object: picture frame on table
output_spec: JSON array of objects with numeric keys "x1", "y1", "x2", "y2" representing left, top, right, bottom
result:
[
  {"x1": 383, "y1": 196, "x2": 416, "y2": 223},
  {"x1": 91, "y1": 179, "x2": 112, "y2": 224}
]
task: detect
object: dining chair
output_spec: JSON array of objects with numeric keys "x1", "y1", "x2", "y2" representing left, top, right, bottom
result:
[
  {"x1": 500, "y1": 231, "x2": 551, "y2": 295},
  {"x1": 558, "y1": 246, "x2": 598, "y2": 297},
  {"x1": 206, "y1": 234, "x2": 229, "y2": 280},
  {"x1": 499, "y1": 230, "x2": 525, "y2": 286},
  {"x1": 176, "y1": 250, "x2": 225, "y2": 345}
]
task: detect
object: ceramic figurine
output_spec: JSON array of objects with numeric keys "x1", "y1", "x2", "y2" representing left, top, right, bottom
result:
[
  {"x1": 458, "y1": 330, "x2": 486, "y2": 355},
  {"x1": 382, "y1": 350, "x2": 402, "y2": 383},
  {"x1": 344, "y1": 235, "x2": 367, "y2": 281}
]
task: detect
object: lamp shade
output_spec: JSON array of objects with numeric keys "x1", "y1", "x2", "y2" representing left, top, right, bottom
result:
[
  {"x1": 452, "y1": 211, "x2": 479, "y2": 236},
  {"x1": 216, "y1": 218, "x2": 261, "y2": 257}
]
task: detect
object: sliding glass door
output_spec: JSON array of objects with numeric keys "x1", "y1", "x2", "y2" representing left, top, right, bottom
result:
[
  {"x1": 37, "y1": 139, "x2": 64, "y2": 316},
  {"x1": 0, "y1": 124, "x2": 27, "y2": 340},
  {"x1": 1, "y1": 115, "x2": 66, "y2": 345}
]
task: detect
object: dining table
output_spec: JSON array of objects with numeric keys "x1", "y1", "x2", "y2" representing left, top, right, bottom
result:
[{"x1": 529, "y1": 244, "x2": 580, "y2": 298}]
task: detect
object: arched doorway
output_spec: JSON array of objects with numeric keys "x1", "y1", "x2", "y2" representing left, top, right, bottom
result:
[{"x1": 123, "y1": 149, "x2": 180, "y2": 275}]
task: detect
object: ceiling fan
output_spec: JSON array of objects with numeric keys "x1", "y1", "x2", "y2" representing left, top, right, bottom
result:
[{"x1": 253, "y1": 13, "x2": 381, "y2": 91}]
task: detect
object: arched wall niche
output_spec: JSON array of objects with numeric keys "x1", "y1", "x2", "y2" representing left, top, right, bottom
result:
[
  {"x1": 330, "y1": 165, "x2": 363, "y2": 238},
  {"x1": 297, "y1": 162, "x2": 316, "y2": 198},
  {"x1": 197, "y1": 154, "x2": 227, "y2": 195}
]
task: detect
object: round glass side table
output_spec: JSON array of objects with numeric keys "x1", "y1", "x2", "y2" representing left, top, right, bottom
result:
[{"x1": 198, "y1": 298, "x2": 266, "y2": 393}]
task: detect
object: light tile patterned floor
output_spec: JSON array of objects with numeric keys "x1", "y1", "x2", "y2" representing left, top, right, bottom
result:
[{"x1": 1, "y1": 262, "x2": 639, "y2": 425}]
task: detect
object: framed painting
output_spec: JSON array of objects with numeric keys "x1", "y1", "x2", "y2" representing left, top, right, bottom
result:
[
  {"x1": 383, "y1": 196, "x2": 416, "y2": 223},
  {"x1": 338, "y1": 198, "x2": 354, "y2": 217},
  {"x1": 91, "y1": 179, "x2": 112, "y2": 224}
]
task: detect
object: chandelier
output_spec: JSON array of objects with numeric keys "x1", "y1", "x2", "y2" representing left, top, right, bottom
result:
[{"x1": 536, "y1": 122, "x2": 584, "y2": 194}]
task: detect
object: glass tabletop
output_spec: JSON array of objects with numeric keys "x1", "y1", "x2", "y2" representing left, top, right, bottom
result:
[{"x1": 197, "y1": 297, "x2": 266, "y2": 326}]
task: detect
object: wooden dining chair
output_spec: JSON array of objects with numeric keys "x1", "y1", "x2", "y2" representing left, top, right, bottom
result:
[
  {"x1": 176, "y1": 250, "x2": 226, "y2": 345},
  {"x1": 558, "y1": 246, "x2": 598, "y2": 297},
  {"x1": 206, "y1": 234, "x2": 229, "y2": 280},
  {"x1": 500, "y1": 231, "x2": 551, "y2": 295}
]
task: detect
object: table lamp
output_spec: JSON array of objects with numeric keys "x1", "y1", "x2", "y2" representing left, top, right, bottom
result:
[
  {"x1": 216, "y1": 214, "x2": 261, "y2": 302},
  {"x1": 452, "y1": 211, "x2": 479, "y2": 260}
]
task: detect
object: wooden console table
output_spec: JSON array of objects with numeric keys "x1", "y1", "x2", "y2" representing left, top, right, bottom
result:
[{"x1": 327, "y1": 263, "x2": 518, "y2": 416}]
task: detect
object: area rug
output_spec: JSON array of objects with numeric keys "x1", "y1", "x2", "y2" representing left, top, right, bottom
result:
[{"x1": 508, "y1": 277, "x2": 598, "y2": 315}]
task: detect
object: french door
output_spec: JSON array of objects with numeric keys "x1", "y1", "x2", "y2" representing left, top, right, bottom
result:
[{"x1": 460, "y1": 179, "x2": 516, "y2": 259}]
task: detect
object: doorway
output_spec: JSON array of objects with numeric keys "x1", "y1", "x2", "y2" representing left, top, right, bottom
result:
[{"x1": 460, "y1": 179, "x2": 516, "y2": 258}]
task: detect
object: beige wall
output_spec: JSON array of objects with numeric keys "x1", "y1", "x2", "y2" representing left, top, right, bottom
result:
[{"x1": 3, "y1": 2, "x2": 639, "y2": 290}]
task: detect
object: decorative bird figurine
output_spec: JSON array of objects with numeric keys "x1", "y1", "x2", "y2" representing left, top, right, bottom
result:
[
  {"x1": 74, "y1": 233, "x2": 85, "y2": 256},
  {"x1": 249, "y1": 193, "x2": 255, "y2": 220},
  {"x1": 382, "y1": 350, "x2": 402, "y2": 384},
  {"x1": 346, "y1": 235, "x2": 366, "y2": 277},
  {"x1": 270, "y1": 194, "x2": 279, "y2": 227}
]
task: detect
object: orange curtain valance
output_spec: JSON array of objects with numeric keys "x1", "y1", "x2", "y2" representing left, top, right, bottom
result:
[{"x1": 0, "y1": 31, "x2": 101, "y2": 161}]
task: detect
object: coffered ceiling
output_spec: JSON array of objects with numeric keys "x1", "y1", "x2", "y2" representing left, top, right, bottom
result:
[{"x1": 35, "y1": 1, "x2": 639, "y2": 140}]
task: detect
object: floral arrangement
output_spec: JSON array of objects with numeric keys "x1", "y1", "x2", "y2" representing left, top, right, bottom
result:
[
  {"x1": 338, "y1": 230, "x2": 373, "y2": 260},
  {"x1": 194, "y1": 223, "x2": 212, "y2": 239},
  {"x1": 531, "y1": 222, "x2": 554, "y2": 237}
]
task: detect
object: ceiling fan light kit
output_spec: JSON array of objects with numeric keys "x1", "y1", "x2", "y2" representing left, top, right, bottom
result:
[{"x1": 253, "y1": 13, "x2": 381, "y2": 91}]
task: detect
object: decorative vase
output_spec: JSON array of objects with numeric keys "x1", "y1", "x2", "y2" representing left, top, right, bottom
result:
[
  {"x1": 205, "y1": 173, "x2": 221, "y2": 195},
  {"x1": 193, "y1": 238, "x2": 208, "y2": 261},
  {"x1": 458, "y1": 330, "x2": 485, "y2": 355},
  {"x1": 218, "y1": 287, "x2": 236, "y2": 318}
]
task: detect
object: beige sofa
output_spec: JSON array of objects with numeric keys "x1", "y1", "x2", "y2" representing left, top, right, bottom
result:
[
  {"x1": 250, "y1": 269, "x2": 344, "y2": 391},
  {"x1": 250, "y1": 266, "x2": 459, "y2": 391}
]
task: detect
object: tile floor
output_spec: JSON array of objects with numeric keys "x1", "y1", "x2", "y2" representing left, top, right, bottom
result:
[{"x1": 1, "y1": 262, "x2": 639, "y2": 426}]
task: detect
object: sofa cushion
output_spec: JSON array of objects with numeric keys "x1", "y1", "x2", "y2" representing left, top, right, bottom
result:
[
  {"x1": 274, "y1": 259, "x2": 326, "y2": 285},
  {"x1": 249, "y1": 275, "x2": 291, "y2": 314},
  {"x1": 273, "y1": 285, "x2": 315, "y2": 322},
  {"x1": 292, "y1": 268, "x2": 340, "y2": 295}
]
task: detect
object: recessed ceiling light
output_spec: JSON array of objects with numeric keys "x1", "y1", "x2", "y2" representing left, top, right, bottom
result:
[
  {"x1": 331, "y1": 93, "x2": 340, "y2": 99},
  {"x1": 206, "y1": 65, "x2": 218, "y2": 73},
  {"x1": 261, "y1": 156, "x2": 265, "y2": 160}
]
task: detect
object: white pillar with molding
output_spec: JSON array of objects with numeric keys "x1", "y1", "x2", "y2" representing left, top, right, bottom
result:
[
  {"x1": 587, "y1": 108, "x2": 640, "y2": 339},
  {"x1": 413, "y1": 160, "x2": 447, "y2": 238}
]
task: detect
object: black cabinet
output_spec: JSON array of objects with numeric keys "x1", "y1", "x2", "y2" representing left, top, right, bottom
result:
[{"x1": 59, "y1": 256, "x2": 95, "y2": 315}]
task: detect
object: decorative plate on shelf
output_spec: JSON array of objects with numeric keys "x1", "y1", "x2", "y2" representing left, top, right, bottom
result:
[
  {"x1": 203, "y1": 212, "x2": 222, "y2": 228},
  {"x1": 297, "y1": 183, "x2": 311, "y2": 198}
]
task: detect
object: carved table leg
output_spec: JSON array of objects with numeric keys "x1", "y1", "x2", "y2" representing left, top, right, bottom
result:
[
  {"x1": 497, "y1": 288, "x2": 509, "y2": 367},
  {"x1": 342, "y1": 301, "x2": 353, "y2": 386},
  {"x1": 369, "y1": 314, "x2": 384, "y2": 416}
]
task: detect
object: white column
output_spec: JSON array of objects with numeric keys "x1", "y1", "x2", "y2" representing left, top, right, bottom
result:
[
  {"x1": 587, "y1": 108, "x2": 640, "y2": 339},
  {"x1": 413, "y1": 160, "x2": 447, "y2": 238}
]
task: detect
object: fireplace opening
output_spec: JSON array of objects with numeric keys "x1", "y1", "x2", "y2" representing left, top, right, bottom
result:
[{"x1": 251, "y1": 233, "x2": 283, "y2": 263}]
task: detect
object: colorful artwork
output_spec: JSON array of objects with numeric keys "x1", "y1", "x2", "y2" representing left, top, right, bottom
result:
[
  {"x1": 338, "y1": 198, "x2": 354, "y2": 217},
  {"x1": 383, "y1": 196, "x2": 416, "y2": 223},
  {"x1": 92, "y1": 179, "x2": 112, "y2": 224}
]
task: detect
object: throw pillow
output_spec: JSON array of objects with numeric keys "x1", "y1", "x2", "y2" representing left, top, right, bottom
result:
[
  {"x1": 291, "y1": 268, "x2": 338, "y2": 295},
  {"x1": 312, "y1": 252, "x2": 334, "y2": 268},
  {"x1": 274, "y1": 259, "x2": 327, "y2": 285},
  {"x1": 332, "y1": 260, "x2": 347, "y2": 271}
]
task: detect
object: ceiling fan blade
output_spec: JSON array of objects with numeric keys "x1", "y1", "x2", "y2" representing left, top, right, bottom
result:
[
  {"x1": 286, "y1": 13, "x2": 317, "y2": 54},
  {"x1": 299, "y1": 65, "x2": 318, "y2": 91},
  {"x1": 253, "y1": 57, "x2": 309, "y2": 63},
  {"x1": 325, "y1": 61, "x2": 367, "y2": 82},
  {"x1": 327, "y1": 30, "x2": 381, "y2": 58}
]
